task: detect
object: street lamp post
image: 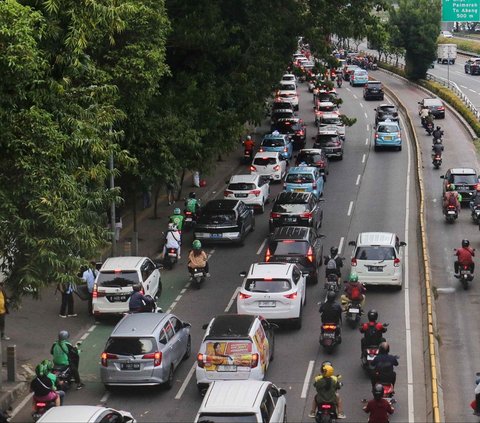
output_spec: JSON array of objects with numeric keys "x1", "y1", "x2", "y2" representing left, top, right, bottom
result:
[{"x1": 109, "y1": 152, "x2": 116, "y2": 257}]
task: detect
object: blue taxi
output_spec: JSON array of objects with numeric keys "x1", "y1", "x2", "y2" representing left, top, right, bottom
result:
[
  {"x1": 259, "y1": 132, "x2": 293, "y2": 160},
  {"x1": 350, "y1": 69, "x2": 369, "y2": 87},
  {"x1": 374, "y1": 119, "x2": 402, "y2": 151},
  {"x1": 283, "y1": 166, "x2": 324, "y2": 199}
]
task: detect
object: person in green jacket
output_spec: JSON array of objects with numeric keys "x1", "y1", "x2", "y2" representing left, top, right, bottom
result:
[
  {"x1": 169, "y1": 208, "x2": 185, "y2": 231},
  {"x1": 50, "y1": 330, "x2": 84, "y2": 390},
  {"x1": 38, "y1": 360, "x2": 65, "y2": 404}
]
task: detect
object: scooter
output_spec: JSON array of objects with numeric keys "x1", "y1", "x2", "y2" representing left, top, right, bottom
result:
[
  {"x1": 243, "y1": 147, "x2": 253, "y2": 164},
  {"x1": 164, "y1": 247, "x2": 179, "y2": 270},
  {"x1": 52, "y1": 365, "x2": 73, "y2": 391},
  {"x1": 361, "y1": 345, "x2": 380, "y2": 375},
  {"x1": 183, "y1": 210, "x2": 197, "y2": 231},
  {"x1": 345, "y1": 300, "x2": 362, "y2": 328},
  {"x1": 471, "y1": 204, "x2": 480, "y2": 223},
  {"x1": 454, "y1": 263, "x2": 474, "y2": 290},
  {"x1": 432, "y1": 154, "x2": 442, "y2": 169},
  {"x1": 445, "y1": 205, "x2": 458, "y2": 223},
  {"x1": 336, "y1": 78, "x2": 342, "y2": 88},
  {"x1": 324, "y1": 273, "x2": 340, "y2": 295},
  {"x1": 32, "y1": 399, "x2": 56, "y2": 421},
  {"x1": 315, "y1": 402, "x2": 337, "y2": 423},
  {"x1": 319, "y1": 323, "x2": 341, "y2": 354},
  {"x1": 189, "y1": 267, "x2": 206, "y2": 289}
]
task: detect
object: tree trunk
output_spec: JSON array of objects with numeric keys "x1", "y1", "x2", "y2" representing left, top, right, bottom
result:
[
  {"x1": 177, "y1": 168, "x2": 186, "y2": 201},
  {"x1": 153, "y1": 184, "x2": 161, "y2": 219}
]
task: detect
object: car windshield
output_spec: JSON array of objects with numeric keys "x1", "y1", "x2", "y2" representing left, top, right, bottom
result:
[
  {"x1": 254, "y1": 157, "x2": 277, "y2": 166},
  {"x1": 286, "y1": 173, "x2": 314, "y2": 183},
  {"x1": 245, "y1": 279, "x2": 292, "y2": 293},
  {"x1": 262, "y1": 138, "x2": 285, "y2": 147},
  {"x1": 270, "y1": 240, "x2": 309, "y2": 255},
  {"x1": 377, "y1": 125, "x2": 399, "y2": 133},
  {"x1": 97, "y1": 271, "x2": 139, "y2": 287},
  {"x1": 318, "y1": 104, "x2": 335, "y2": 111},
  {"x1": 280, "y1": 83, "x2": 296, "y2": 91},
  {"x1": 273, "y1": 203, "x2": 309, "y2": 213},
  {"x1": 355, "y1": 246, "x2": 396, "y2": 260},
  {"x1": 201, "y1": 212, "x2": 236, "y2": 224},
  {"x1": 197, "y1": 413, "x2": 257, "y2": 423},
  {"x1": 452, "y1": 174, "x2": 478, "y2": 185},
  {"x1": 272, "y1": 102, "x2": 292, "y2": 110},
  {"x1": 272, "y1": 112, "x2": 294, "y2": 120},
  {"x1": 274, "y1": 121, "x2": 296, "y2": 133},
  {"x1": 105, "y1": 337, "x2": 156, "y2": 355},
  {"x1": 228, "y1": 183, "x2": 256, "y2": 191},
  {"x1": 320, "y1": 117, "x2": 341, "y2": 125},
  {"x1": 297, "y1": 153, "x2": 322, "y2": 165}
]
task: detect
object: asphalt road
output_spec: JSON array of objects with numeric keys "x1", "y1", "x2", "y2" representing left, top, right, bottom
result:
[{"x1": 12, "y1": 78, "x2": 427, "y2": 422}]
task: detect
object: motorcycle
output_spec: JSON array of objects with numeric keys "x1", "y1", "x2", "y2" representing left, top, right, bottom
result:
[
  {"x1": 164, "y1": 247, "x2": 178, "y2": 270},
  {"x1": 243, "y1": 147, "x2": 253, "y2": 164},
  {"x1": 361, "y1": 345, "x2": 380, "y2": 376},
  {"x1": 183, "y1": 210, "x2": 196, "y2": 231},
  {"x1": 471, "y1": 204, "x2": 480, "y2": 223},
  {"x1": 444, "y1": 205, "x2": 458, "y2": 223},
  {"x1": 379, "y1": 383, "x2": 396, "y2": 405},
  {"x1": 53, "y1": 365, "x2": 74, "y2": 391},
  {"x1": 425, "y1": 121, "x2": 434, "y2": 135},
  {"x1": 32, "y1": 399, "x2": 56, "y2": 421},
  {"x1": 315, "y1": 402, "x2": 337, "y2": 423},
  {"x1": 324, "y1": 273, "x2": 340, "y2": 295},
  {"x1": 319, "y1": 323, "x2": 341, "y2": 354},
  {"x1": 345, "y1": 300, "x2": 362, "y2": 328},
  {"x1": 432, "y1": 154, "x2": 442, "y2": 169},
  {"x1": 189, "y1": 267, "x2": 206, "y2": 289},
  {"x1": 454, "y1": 263, "x2": 474, "y2": 290},
  {"x1": 336, "y1": 78, "x2": 342, "y2": 88}
]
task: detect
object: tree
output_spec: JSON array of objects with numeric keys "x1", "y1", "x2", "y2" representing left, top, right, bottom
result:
[{"x1": 389, "y1": 0, "x2": 441, "y2": 79}]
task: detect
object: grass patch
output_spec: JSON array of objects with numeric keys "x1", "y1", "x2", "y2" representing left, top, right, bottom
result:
[{"x1": 438, "y1": 36, "x2": 480, "y2": 55}]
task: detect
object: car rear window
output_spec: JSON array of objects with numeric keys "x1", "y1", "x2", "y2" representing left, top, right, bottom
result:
[
  {"x1": 262, "y1": 138, "x2": 285, "y2": 147},
  {"x1": 355, "y1": 246, "x2": 396, "y2": 260},
  {"x1": 280, "y1": 83, "x2": 296, "y2": 91},
  {"x1": 272, "y1": 102, "x2": 292, "y2": 110},
  {"x1": 272, "y1": 111, "x2": 294, "y2": 120},
  {"x1": 377, "y1": 125, "x2": 399, "y2": 133},
  {"x1": 355, "y1": 70, "x2": 368, "y2": 76},
  {"x1": 367, "y1": 82, "x2": 382, "y2": 88},
  {"x1": 274, "y1": 121, "x2": 295, "y2": 133},
  {"x1": 320, "y1": 116, "x2": 341, "y2": 125},
  {"x1": 273, "y1": 203, "x2": 309, "y2": 213},
  {"x1": 297, "y1": 153, "x2": 322, "y2": 165},
  {"x1": 228, "y1": 183, "x2": 256, "y2": 191},
  {"x1": 379, "y1": 106, "x2": 396, "y2": 113},
  {"x1": 245, "y1": 279, "x2": 292, "y2": 293},
  {"x1": 197, "y1": 413, "x2": 257, "y2": 422},
  {"x1": 286, "y1": 173, "x2": 314, "y2": 183},
  {"x1": 270, "y1": 240, "x2": 309, "y2": 255},
  {"x1": 97, "y1": 271, "x2": 139, "y2": 287},
  {"x1": 452, "y1": 174, "x2": 478, "y2": 185},
  {"x1": 105, "y1": 337, "x2": 156, "y2": 355},
  {"x1": 202, "y1": 212, "x2": 236, "y2": 224},
  {"x1": 254, "y1": 157, "x2": 277, "y2": 166},
  {"x1": 315, "y1": 135, "x2": 338, "y2": 144},
  {"x1": 318, "y1": 104, "x2": 335, "y2": 111}
]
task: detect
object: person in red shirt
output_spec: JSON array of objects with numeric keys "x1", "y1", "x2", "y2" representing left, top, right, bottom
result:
[
  {"x1": 243, "y1": 135, "x2": 254, "y2": 153},
  {"x1": 363, "y1": 384, "x2": 394, "y2": 423},
  {"x1": 360, "y1": 310, "x2": 387, "y2": 355},
  {"x1": 454, "y1": 239, "x2": 475, "y2": 275}
]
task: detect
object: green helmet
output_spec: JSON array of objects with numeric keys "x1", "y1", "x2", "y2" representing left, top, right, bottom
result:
[
  {"x1": 173, "y1": 208, "x2": 181, "y2": 215},
  {"x1": 349, "y1": 272, "x2": 359, "y2": 283},
  {"x1": 192, "y1": 240, "x2": 202, "y2": 250},
  {"x1": 35, "y1": 363, "x2": 46, "y2": 377},
  {"x1": 447, "y1": 184, "x2": 455, "y2": 191},
  {"x1": 41, "y1": 359, "x2": 54, "y2": 373}
]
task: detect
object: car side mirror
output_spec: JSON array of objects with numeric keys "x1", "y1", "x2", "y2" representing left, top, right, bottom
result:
[
  {"x1": 348, "y1": 241, "x2": 356, "y2": 247},
  {"x1": 311, "y1": 136, "x2": 316, "y2": 140},
  {"x1": 155, "y1": 262, "x2": 164, "y2": 270},
  {"x1": 374, "y1": 108, "x2": 377, "y2": 111},
  {"x1": 183, "y1": 322, "x2": 192, "y2": 328},
  {"x1": 279, "y1": 388, "x2": 287, "y2": 396},
  {"x1": 269, "y1": 322, "x2": 279, "y2": 330},
  {"x1": 400, "y1": 241, "x2": 407, "y2": 247},
  {"x1": 440, "y1": 175, "x2": 445, "y2": 179},
  {"x1": 239, "y1": 271, "x2": 247, "y2": 277},
  {"x1": 202, "y1": 323, "x2": 209, "y2": 330}
]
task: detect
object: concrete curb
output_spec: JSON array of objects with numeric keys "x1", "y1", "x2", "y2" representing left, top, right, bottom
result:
[{"x1": 382, "y1": 80, "x2": 444, "y2": 423}]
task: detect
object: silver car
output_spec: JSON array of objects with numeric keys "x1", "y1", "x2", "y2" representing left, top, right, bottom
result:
[{"x1": 100, "y1": 312, "x2": 191, "y2": 388}]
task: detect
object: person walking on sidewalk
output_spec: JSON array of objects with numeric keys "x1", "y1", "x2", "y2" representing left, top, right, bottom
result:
[
  {"x1": 82, "y1": 261, "x2": 97, "y2": 316},
  {"x1": 166, "y1": 176, "x2": 177, "y2": 205},
  {"x1": 0, "y1": 281, "x2": 10, "y2": 340},
  {"x1": 57, "y1": 279, "x2": 77, "y2": 318}
]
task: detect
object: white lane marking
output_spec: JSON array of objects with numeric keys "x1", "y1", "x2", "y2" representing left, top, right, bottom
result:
[
  {"x1": 100, "y1": 391, "x2": 110, "y2": 403},
  {"x1": 364, "y1": 112, "x2": 368, "y2": 119},
  {"x1": 175, "y1": 295, "x2": 182, "y2": 302},
  {"x1": 87, "y1": 325, "x2": 96, "y2": 333},
  {"x1": 461, "y1": 85, "x2": 468, "y2": 89},
  {"x1": 469, "y1": 88, "x2": 477, "y2": 93},
  {"x1": 359, "y1": 102, "x2": 364, "y2": 108},
  {"x1": 180, "y1": 288, "x2": 187, "y2": 294},
  {"x1": 366, "y1": 124, "x2": 370, "y2": 131},
  {"x1": 225, "y1": 287, "x2": 240, "y2": 312},
  {"x1": 403, "y1": 119, "x2": 415, "y2": 423},
  {"x1": 10, "y1": 393, "x2": 33, "y2": 419},
  {"x1": 436, "y1": 287, "x2": 456, "y2": 293},
  {"x1": 365, "y1": 137, "x2": 369, "y2": 145},
  {"x1": 346, "y1": 87, "x2": 351, "y2": 92},
  {"x1": 257, "y1": 238, "x2": 267, "y2": 255},
  {"x1": 80, "y1": 332, "x2": 90, "y2": 341},
  {"x1": 301, "y1": 360, "x2": 315, "y2": 398},
  {"x1": 338, "y1": 237, "x2": 345, "y2": 254},
  {"x1": 355, "y1": 174, "x2": 361, "y2": 185},
  {"x1": 353, "y1": 94, "x2": 358, "y2": 99},
  {"x1": 169, "y1": 301, "x2": 178, "y2": 312},
  {"x1": 347, "y1": 201, "x2": 354, "y2": 216},
  {"x1": 362, "y1": 153, "x2": 366, "y2": 163},
  {"x1": 175, "y1": 362, "x2": 196, "y2": 400}
]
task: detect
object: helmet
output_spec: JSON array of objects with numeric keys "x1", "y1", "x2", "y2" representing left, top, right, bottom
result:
[
  {"x1": 326, "y1": 291, "x2": 336, "y2": 302},
  {"x1": 322, "y1": 364, "x2": 334, "y2": 378},
  {"x1": 132, "y1": 283, "x2": 142, "y2": 292},
  {"x1": 373, "y1": 383, "x2": 384, "y2": 399},
  {"x1": 246, "y1": 135, "x2": 252, "y2": 140},
  {"x1": 168, "y1": 222, "x2": 177, "y2": 231},
  {"x1": 41, "y1": 359, "x2": 54, "y2": 373},
  {"x1": 379, "y1": 342, "x2": 390, "y2": 354},
  {"x1": 436, "y1": 126, "x2": 441, "y2": 131},
  {"x1": 349, "y1": 272, "x2": 359, "y2": 283},
  {"x1": 462, "y1": 239, "x2": 470, "y2": 248},
  {"x1": 189, "y1": 192, "x2": 196, "y2": 199},
  {"x1": 35, "y1": 363, "x2": 46, "y2": 377},
  {"x1": 173, "y1": 208, "x2": 181, "y2": 215},
  {"x1": 447, "y1": 184, "x2": 455, "y2": 191},
  {"x1": 192, "y1": 240, "x2": 202, "y2": 250},
  {"x1": 367, "y1": 309, "x2": 378, "y2": 322},
  {"x1": 330, "y1": 246, "x2": 338, "y2": 256},
  {"x1": 58, "y1": 330, "x2": 69, "y2": 341}
]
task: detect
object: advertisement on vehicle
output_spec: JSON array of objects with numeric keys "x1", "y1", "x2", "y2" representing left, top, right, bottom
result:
[{"x1": 203, "y1": 341, "x2": 253, "y2": 371}]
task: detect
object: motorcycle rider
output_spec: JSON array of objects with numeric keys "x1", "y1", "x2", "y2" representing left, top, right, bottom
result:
[
  {"x1": 309, "y1": 363, "x2": 346, "y2": 419},
  {"x1": 372, "y1": 342, "x2": 399, "y2": 387},
  {"x1": 188, "y1": 240, "x2": 210, "y2": 277},
  {"x1": 420, "y1": 106, "x2": 430, "y2": 126},
  {"x1": 325, "y1": 246, "x2": 343, "y2": 278},
  {"x1": 336, "y1": 73, "x2": 343, "y2": 88},
  {"x1": 470, "y1": 185, "x2": 480, "y2": 216},
  {"x1": 360, "y1": 310, "x2": 388, "y2": 356},
  {"x1": 454, "y1": 239, "x2": 475, "y2": 275},
  {"x1": 443, "y1": 184, "x2": 462, "y2": 214},
  {"x1": 432, "y1": 125, "x2": 444, "y2": 141},
  {"x1": 340, "y1": 272, "x2": 366, "y2": 311},
  {"x1": 243, "y1": 135, "x2": 255, "y2": 155},
  {"x1": 40, "y1": 359, "x2": 65, "y2": 405},
  {"x1": 363, "y1": 384, "x2": 395, "y2": 423},
  {"x1": 319, "y1": 291, "x2": 342, "y2": 339},
  {"x1": 30, "y1": 363, "x2": 61, "y2": 408},
  {"x1": 129, "y1": 283, "x2": 156, "y2": 313},
  {"x1": 169, "y1": 208, "x2": 185, "y2": 231},
  {"x1": 184, "y1": 192, "x2": 201, "y2": 219},
  {"x1": 473, "y1": 374, "x2": 480, "y2": 416},
  {"x1": 163, "y1": 223, "x2": 182, "y2": 260},
  {"x1": 50, "y1": 330, "x2": 84, "y2": 390},
  {"x1": 431, "y1": 140, "x2": 444, "y2": 158}
]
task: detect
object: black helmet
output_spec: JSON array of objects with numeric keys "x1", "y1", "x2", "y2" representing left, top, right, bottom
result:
[
  {"x1": 373, "y1": 383, "x2": 384, "y2": 399},
  {"x1": 132, "y1": 283, "x2": 142, "y2": 292},
  {"x1": 367, "y1": 309, "x2": 378, "y2": 322},
  {"x1": 189, "y1": 192, "x2": 196, "y2": 199},
  {"x1": 379, "y1": 341, "x2": 390, "y2": 354},
  {"x1": 462, "y1": 239, "x2": 470, "y2": 248},
  {"x1": 330, "y1": 246, "x2": 338, "y2": 256},
  {"x1": 58, "y1": 330, "x2": 69, "y2": 341},
  {"x1": 326, "y1": 291, "x2": 336, "y2": 302},
  {"x1": 436, "y1": 126, "x2": 441, "y2": 131}
]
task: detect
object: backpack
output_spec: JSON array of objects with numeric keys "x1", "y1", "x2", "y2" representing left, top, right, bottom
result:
[
  {"x1": 326, "y1": 258, "x2": 337, "y2": 270},
  {"x1": 186, "y1": 199, "x2": 197, "y2": 213},
  {"x1": 364, "y1": 323, "x2": 381, "y2": 345},
  {"x1": 448, "y1": 192, "x2": 457, "y2": 207},
  {"x1": 350, "y1": 284, "x2": 361, "y2": 301}
]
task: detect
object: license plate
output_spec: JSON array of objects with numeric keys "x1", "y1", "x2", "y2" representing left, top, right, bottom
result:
[
  {"x1": 367, "y1": 266, "x2": 383, "y2": 272},
  {"x1": 217, "y1": 365, "x2": 237, "y2": 372},
  {"x1": 194, "y1": 273, "x2": 204, "y2": 277},
  {"x1": 121, "y1": 362, "x2": 140, "y2": 371},
  {"x1": 235, "y1": 193, "x2": 248, "y2": 198},
  {"x1": 210, "y1": 233, "x2": 222, "y2": 238},
  {"x1": 285, "y1": 217, "x2": 297, "y2": 223},
  {"x1": 323, "y1": 332, "x2": 335, "y2": 338},
  {"x1": 109, "y1": 295, "x2": 128, "y2": 302},
  {"x1": 185, "y1": 217, "x2": 192, "y2": 222},
  {"x1": 259, "y1": 301, "x2": 276, "y2": 307},
  {"x1": 168, "y1": 252, "x2": 177, "y2": 257},
  {"x1": 294, "y1": 188, "x2": 306, "y2": 192},
  {"x1": 447, "y1": 210, "x2": 456, "y2": 215},
  {"x1": 383, "y1": 136, "x2": 392, "y2": 140},
  {"x1": 349, "y1": 308, "x2": 360, "y2": 313}
]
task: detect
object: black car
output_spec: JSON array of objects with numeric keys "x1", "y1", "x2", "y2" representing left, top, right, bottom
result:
[
  {"x1": 272, "y1": 100, "x2": 295, "y2": 112},
  {"x1": 270, "y1": 108, "x2": 295, "y2": 127},
  {"x1": 265, "y1": 226, "x2": 323, "y2": 284},
  {"x1": 363, "y1": 81, "x2": 384, "y2": 101},
  {"x1": 441, "y1": 168, "x2": 479, "y2": 203},
  {"x1": 295, "y1": 148, "x2": 329, "y2": 178},
  {"x1": 194, "y1": 199, "x2": 255, "y2": 245},
  {"x1": 269, "y1": 192, "x2": 323, "y2": 233},
  {"x1": 464, "y1": 58, "x2": 480, "y2": 75},
  {"x1": 418, "y1": 98, "x2": 445, "y2": 119},
  {"x1": 272, "y1": 118, "x2": 306, "y2": 150},
  {"x1": 313, "y1": 129, "x2": 344, "y2": 160},
  {"x1": 374, "y1": 104, "x2": 399, "y2": 125}
]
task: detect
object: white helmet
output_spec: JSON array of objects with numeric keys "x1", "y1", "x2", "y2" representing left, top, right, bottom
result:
[{"x1": 168, "y1": 223, "x2": 177, "y2": 231}]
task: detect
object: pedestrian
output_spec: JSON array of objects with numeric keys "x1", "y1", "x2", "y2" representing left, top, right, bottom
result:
[
  {"x1": 57, "y1": 279, "x2": 77, "y2": 318},
  {"x1": 82, "y1": 261, "x2": 97, "y2": 316},
  {"x1": 0, "y1": 281, "x2": 10, "y2": 340},
  {"x1": 166, "y1": 176, "x2": 176, "y2": 205}
]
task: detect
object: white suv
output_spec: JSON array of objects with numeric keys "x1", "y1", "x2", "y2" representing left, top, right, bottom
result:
[
  {"x1": 224, "y1": 174, "x2": 270, "y2": 213},
  {"x1": 237, "y1": 262, "x2": 306, "y2": 329},
  {"x1": 251, "y1": 152, "x2": 287, "y2": 182},
  {"x1": 194, "y1": 380, "x2": 287, "y2": 423},
  {"x1": 92, "y1": 256, "x2": 162, "y2": 316},
  {"x1": 348, "y1": 232, "x2": 406, "y2": 288}
]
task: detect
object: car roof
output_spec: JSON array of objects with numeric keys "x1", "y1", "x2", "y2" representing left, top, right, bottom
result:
[
  {"x1": 318, "y1": 126, "x2": 339, "y2": 134},
  {"x1": 319, "y1": 112, "x2": 340, "y2": 119},
  {"x1": 356, "y1": 232, "x2": 396, "y2": 246},
  {"x1": 254, "y1": 151, "x2": 280, "y2": 158},
  {"x1": 367, "y1": 80, "x2": 382, "y2": 85},
  {"x1": 229, "y1": 174, "x2": 259, "y2": 184},
  {"x1": 287, "y1": 166, "x2": 317, "y2": 174},
  {"x1": 423, "y1": 98, "x2": 443, "y2": 105},
  {"x1": 377, "y1": 120, "x2": 399, "y2": 127},
  {"x1": 247, "y1": 262, "x2": 294, "y2": 278},
  {"x1": 275, "y1": 191, "x2": 312, "y2": 203},
  {"x1": 206, "y1": 314, "x2": 256, "y2": 339},
  {"x1": 38, "y1": 406, "x2": 109, "y2": 422},
  {"x1": 318, "y1": 101, "x2": 335, "y2": 107},
  {"x1": 205, "y1": 199, "x2": 238, "y2": 211},
  {"x1": 282, "y1": 73, "x2": 295, "y2": 78},
  {"x1": 100, "y1": 256, "x2": 147, "y2": 271},
  {"x1": 271, "y1": 226, "x2": 311, "y2": 240},
  {"x1": 202, "y1": 380, "x2": 268, "y2": 412},
  {"x1": 263, "y1": 134, "x2": 287, "y2": 140},
  {"x1": 449, "y1": 168, "x2": 477, "y2": 174},
  {"x1": 279, "y1": 80, "x2": 295, "y2": 85},
  {"x1": 111, "y1": 312, "x2": 170, "y2": 337},
  {"x1": 354, "y1": 69, "x2": 367, "y2": 73}
]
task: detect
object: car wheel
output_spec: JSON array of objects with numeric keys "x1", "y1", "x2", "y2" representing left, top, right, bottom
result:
[
  {"x1": 269, "y1": 336, "x2": 275, "y2": 362},
  {"x1": 309, "y1": 270, "x2": 318, "y2": 285},
  {"x1": 374, "y1": 144, "x2": 379, "y2": 152},
  {"x1": 164, "y1": 365, "x2": 175, "y2": 390},
  {"x1": 339, "y1": 153, "x2": 343, "y2": 160},
  {"x1": 250, "y1": 217, "x2": 255, "y2": 232},
  {"x1": 183, "y1": 336, "x2": 191, "y2": 360},
  {"x1": 397, "y1": 145, "x2": 402, "y2": 151},
  {"x1": 395, "y1": 284, "x2": 403, "y2": 291},
  {"x1": 259, "y1": 202, "x2": 265, "y2": 214}
]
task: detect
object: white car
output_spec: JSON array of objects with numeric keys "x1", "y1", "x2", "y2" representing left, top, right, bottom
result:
[
  {"x1": 348, "y1": 232, "x2": 406, "y2": 288},
  {"x1": 250, "y1": 152, "x2": 287, "y2": 182},
  {"x1": 317, "y1": 112, "x2": 345, "y2": 139},
  {"x1": 224, "y1": 174, "x2": 270, "y2": 213},
  {"x1": 280, "y1": 73, "x2": 296, "y2": 85},
  {"x1": 276, "y1": 88, "x2": 299, "y2": 110},
  {"x1": 38, "y1": 406, "x2": 135, "y2": 423},
  {"x1": 440, "y1": 30, "x2": 453, "y2": 38},
  {"x1": 237, "y1": 262, "x2": 306, "y2": 329},
  {"x1": 194, "y1": 380, "x2": 287, "y2": 423}
]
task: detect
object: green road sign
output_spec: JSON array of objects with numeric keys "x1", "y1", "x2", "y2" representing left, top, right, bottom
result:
[{"x1": 442, "y1": 0, "x2": 480, "y2": 21}]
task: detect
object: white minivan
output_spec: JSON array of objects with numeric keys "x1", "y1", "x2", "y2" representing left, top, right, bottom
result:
[
  {"x1": 348, "y1": 232, "x2": 406, "y2": 289},
  {"x1": 92, "y1": 256, "x2": 162, "y2": 316}
]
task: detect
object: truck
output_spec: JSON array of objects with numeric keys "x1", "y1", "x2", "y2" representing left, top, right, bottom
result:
[{"x1": 437, "y1": 44, "x2": 457, "y2": 64}]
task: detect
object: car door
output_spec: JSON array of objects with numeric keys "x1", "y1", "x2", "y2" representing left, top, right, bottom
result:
[
  {"x1": 169, "y1": 316, "x2": 186, "y2": 368},
  {"x1": 159, "y1": 323, "x2": 174, "y2": 371},
  {"x1": 259, "y1": 176, "x2": 270, "y2": 202},
  {"x1": 267, "y1": 384, "x2": 286, "y2": 423},
  {"x1": 292, "y1": 265, "x2": 305, "y2": 305},
  {"x1": 142, "y1": 259, "x2": 159, "y2": 297},
  {"x1": 260, "y1": 388, "x2": 277, "y2": 423},
  {"x1": 315, "y1": 169, "x2": 324, "y2": 196},
  {"x1": 311, "y1": 232, "x2": 323, "y2": 267},
  {"x1": 260, "y1": 319, "x2": 274, "y2": 366}
]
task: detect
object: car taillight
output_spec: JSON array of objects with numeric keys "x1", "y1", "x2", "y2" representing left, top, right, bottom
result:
[
  {"x1": 250, "y1": 353, "x2": 259, "y2": 368},
  {"x1": 197, "y1": 353, "x2": 205, "y2": 368},
  {"x1": 93, "y1": 284, "x2": 105, "y2": 298},
  {"x1": 251, "y1": 189, "x2": 261, "y2": 197},
  {"x1": 394, "y1": 258, "x2": 400, "y2": 267},
  {"x1": 284, "y1": 292, "x2": 297, "y2": 299},
  {"x1": 333, "y1": 141, "x2": 341, "y2": 146},
  {"x1": 271, "y1": 212, "x2": 281, "y2": 219},
  {"x1": 283, "y1": 147, "x2": 288, "y2": 152},
  {"x1": 101, "y1": 352, "x2": 118, "y2": 367},
  {"x1": 307, "y1": 247, "x2": 314, "y2": 263},
  {"x1": 259, "y1": 148, "x2": 264, "y2": 152},
  {"x1": 438, "y1": 106, "x2": 445, "y2": 110},
  {"x1": 250, "y1": 165, "x2": 257, "y2": 172},
  {"x1": 351, "y1": 258, "x2": 357, "y2": 266},
  {"x1": 300, "y1": 212, "x2": 312, "y2": 219},
  {"x1": 224, "y1": 190, "x2": 233, "y2": 196},
  {"x1": 312, "y1": 183, "x2": 317, "y2": 189},
  {"x1": 375, "y1": 133, "x2": 378, "y2": 139},
  {"x1": 297, "y1": 130, "x2": 305, "y2": 135},
  {"x1": 273, "y1": 165, "x2": 280, "y2": 171},
  {"x1": 265, "y1": 248, "x2": 271, "y2": 262},
  {"x1": 316, "y1": 160, "x2": 324, "y2": 166},
  {"x1": 143, "y1": 351, "x2": 162, "y2": 366},
  {"x1": 238, "y1": 292, "x2": 252, "y2": 300}
]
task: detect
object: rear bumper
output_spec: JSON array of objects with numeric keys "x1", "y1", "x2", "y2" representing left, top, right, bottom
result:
[{"x1": 194, "y1": 231, "x2": 242, "y2": 243}]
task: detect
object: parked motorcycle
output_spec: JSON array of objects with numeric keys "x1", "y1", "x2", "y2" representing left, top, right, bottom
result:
[
  {"x1": 189, "y1": 267, "x2": 206, "y2": 289},
  {"x1": 32, "y1": 399, "x2": 56, "y2": 421},
  {"x1": 319, "y1": 323, "x2": 341, "y2": 354},
  {"x1": 454, "y1": 264, "x2": 474, "y2": 290},
  {"x1": 432, "y1": 154, "x2": 442, "y2": 169},
  {"x1": 444, "y1": 205, "x2": 458, "y2": 223},
  {"x1": 345, "y1": 300, "x2": 362, "y2": 328}
]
